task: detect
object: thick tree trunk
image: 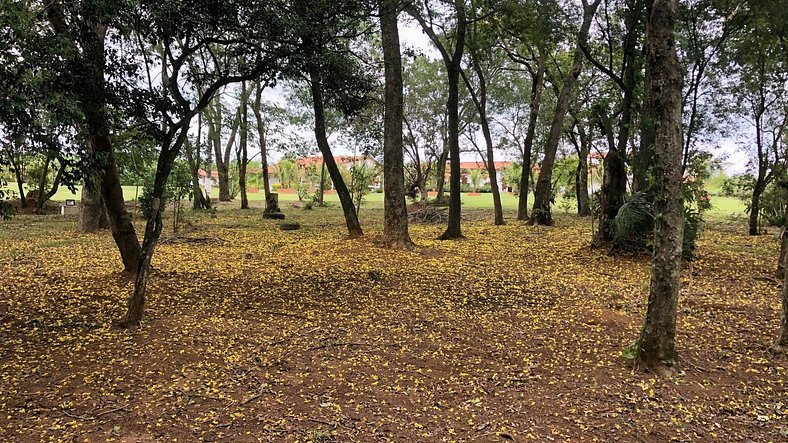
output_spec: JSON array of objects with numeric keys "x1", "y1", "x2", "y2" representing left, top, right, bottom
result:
[
  {"x1": 778, "y1": 206, "x2": 787, "y2": 279},
  {"x1": 441, "y1": 63, "x2": 463, "y2": 239},
  {"x1": 79, "y1": 174, "x2": 109, "y2": 232},
  {"x1": 309, "y1": 71, "x2": 363, "y2": 238},
  {"x1": 777, "y1": 221, "x2": 788, "y2": 350},
  {"x1": 749, "y1": 175, "x2": 766, "y2": 236},
  {"x1": 92, "y1": 134, "x2": 142, "y2": 273},
  {"x1": 517, "y1": 50, "x2": 546, "y2": 221},
  {"x1": 380, "y1": 0, "x2": 414, "y2": 248},
  {"x1": 636, "y1": 0, "x2": 684, "y2": 368},
  {"x1": 531, "y1": 0, "x2": 599, "y2": 226}
]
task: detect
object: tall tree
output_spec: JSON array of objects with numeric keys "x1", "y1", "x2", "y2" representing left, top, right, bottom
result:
[
  {"x1": 530, "y1": 0, "x2": 601, "y2": 225},
  {"x1": 462, "y1": 2, "x2": 505, "y2": 226},
  {"x1": 635, "y1": 0, "x2": 685, "y2": 367},
  {"x1": 44, "y1": 1, "x2": 141, "y2": 271},
  {"x1": 238, "y1": 81, "x2": 250, "y2": 209},
  {"x1": 380, "y1": 0, "x2": 414, "y2": 248},
  {"x1": 407, "y1": 0, "x2": 468, "y2": 239},
  {"x1": 582, "y1": 0, "x2": 644, "y2": 242}
]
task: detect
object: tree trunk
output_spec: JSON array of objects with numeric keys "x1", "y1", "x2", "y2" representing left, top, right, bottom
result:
[
  {"x1": 5, "y1": 143, "x2": 27, "y2": 208},
  {"x1": 380, "y1": 0, "x2": 414, "y2": 248},
  {"x1": 777, "y1": 219, "x2": 788, "y2": 350},
  {"x1": 518, "y1": 49, "x2": 546, "y2": 221},
  {"x1": 33, "y1": 153, "x2": 52, "y2": 214},
  {"x1": 79, "y1": 173, "x2": 109, "y2": 232},
  {"x1": 435, "y1": 148, "x2": 448, "y2": 200},
  {"x1": 441, "y1": 61, "x2": 463, "y2": 240},
  {"x1": 239, "y1": 81, "x2": 249, "y2": 209},
  {"x1": 636, "y1": 0, "x2": 684, "y2": 368},
  {"x1": 576, "y1": 148, "x2": 591, "y2": 217},
  {"x1": 253, "y1": 80, "x2": 274, "y2": 211},
  {"x1": 309, "y1": 70, "x2": 363, "y2": 238},
  {"x1": 121, "y1": 126, "x2": 190, "y2": 326},
  {"x1": 531, "y1": 0, "x2": 599, "y2": 226},
  {"x1": 463, "y1": 52, "x2": 504, "y2": 226},
  {"x1": 778, "y1": 206, "x2": 787, "y2": 279},
  {"x1": 35, "y1": 155, "x2": 67, "y2": 214},
  {"x1": 210, "y1": 98, "x2": 240, "y2": 202},
  {"x1": 749, "y1": 184, "x2": 763, "y2": 235},
  {"x1": 92, "y1": 134, "x2": 142, "y2": 273}
]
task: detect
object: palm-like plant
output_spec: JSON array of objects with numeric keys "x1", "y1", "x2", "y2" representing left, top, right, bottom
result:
[
  {"x1": 469, "y1": 168, "x2": 485, "y2": 192},
  {"x1": 277, "y1": 159, "x2": 297, "y2": 189}
]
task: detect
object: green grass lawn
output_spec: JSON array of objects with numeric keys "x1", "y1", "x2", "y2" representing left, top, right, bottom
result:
[{"x1": 4, "y1": 182, "x2": 748, "y2": 219}]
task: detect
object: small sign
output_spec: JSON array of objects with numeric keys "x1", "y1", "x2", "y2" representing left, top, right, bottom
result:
[{"x1": 65, "y1": 199, "x2": 76, "y2": 206}]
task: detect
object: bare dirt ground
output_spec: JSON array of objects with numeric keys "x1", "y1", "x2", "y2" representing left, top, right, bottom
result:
[{"x1": 0, "y1": 206, "x2": 785, "y2": 442}]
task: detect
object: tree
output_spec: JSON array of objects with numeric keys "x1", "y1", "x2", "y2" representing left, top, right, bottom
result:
[
  {"x1": 462, "y1": 0, "x2": 505, "y2": 225},
  {"x1": 207, "y1": 94, "x2": 241, "y2": 202},
  {"x1": 285, "y1": 0, "x2": 375, "y2": 239},
  {"x1": 43, "y1": 1, "x2": 141, "y2": 269},
  {"x1": 634, "y1": 0, "x2": 685, "y2": 367},
  {"x1": 777, "y1": 200, "x2": 788, "y2": 351},
  {"x1": 495, "y1": 0, "x2": 560, "y2": 221},
  {"x1": 380, "y1": 0, "x2": 414, "y2": 248},
  {"x1": 530, "y1": 0, "x2": 601, "y2": 226},
  {"x1": 238, "y1": 81, "x2": 251, "y2": 209},
  {"x1": 119, "y1": 0, "x2": 290, "y2": 325},
  {"x1": 407, "y1": 0, "x2": 468, "y2": 239},
  {"x1": 581, "y1": 0, "x2": 644, "y2": 242}
]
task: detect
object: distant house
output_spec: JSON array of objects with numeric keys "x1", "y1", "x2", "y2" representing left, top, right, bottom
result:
[{"x1": 441, "y1": 160, "x2": 514, "y2": 191}]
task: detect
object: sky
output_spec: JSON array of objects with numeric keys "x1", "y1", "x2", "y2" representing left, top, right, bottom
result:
[{"x1": 257, "y1": 18, "x2": 749, "y2": 175}]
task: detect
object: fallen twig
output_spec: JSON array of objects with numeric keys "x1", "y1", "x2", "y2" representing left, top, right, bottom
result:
[{"x1": 62, "y1": 404, "x2": 129, "y2": 421}]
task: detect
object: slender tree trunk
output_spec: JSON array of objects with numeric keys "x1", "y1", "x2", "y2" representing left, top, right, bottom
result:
[
  {"x1": 518, "y1": 49, "x2": 546, "y2": 221},
  {"x1": 121, "y1": 126, "x2": 190, "y2": 326},
  {"x1": 239, "y1": 81, "x2": 249, "y2": 209},
  {"x1": 211, "y1": 98, "x2": 240, "y2": 202},
  {"x1": 441, "y1": 61, "x2": 463, "y2": 239},
  {"x1": 634, "y1": 62, "x2": 655, "y2": 193},
  {"x1": 462, "y1": 55, "x2": 504, "y2": 225},
  {"x1": 778, "y1": 205, "x2": 787, "y2": 279},
  {"x1": 318, "y1": 160, "x2": 326, "y2": 205},
  {"x1": 435, "y1": 148, "x2": 448, "y2": 200},
  {"x1": 749, "y1": 116, "x2": 766, "y2": 235},
  {"x1": 35, "y1": 156, "x2": 67, "y2": 214},
  {"x1": 531, "y1": 0, "x2": 599, "y2": 226},
  {"x1": 309, "y1": 70, "x2": 363, "y2": 238},
  {"x1": 380, "y1": 0, "x2": 414, "y2": 248},
  {"x1": 576, "y1": 149, "x2": 591, "y2": 216},
  {"x1": 5, "y1": 144, "x2": 27, "y2": 208},
  {"x1": 33, "y1": 153, "x2": 51, "y2": 214},
  {"x1": 749, "y1": 184, "x2": 763, "y2": 235},
  {"x1": 636, "y1": 0, "x2": 684, "y2": 368},
  {"x1": 253, "y1": 80, "x2": 274, "y2": 211}
]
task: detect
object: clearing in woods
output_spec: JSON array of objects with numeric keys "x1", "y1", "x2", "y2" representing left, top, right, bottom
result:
[{"x1": 0, "y1": 203, "x2": 785, "y2": 442}]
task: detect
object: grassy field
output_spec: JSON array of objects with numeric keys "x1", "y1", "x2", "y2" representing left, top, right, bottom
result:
[{"x1": 4, "y1": 182, "x2": 749, "y2": 220}]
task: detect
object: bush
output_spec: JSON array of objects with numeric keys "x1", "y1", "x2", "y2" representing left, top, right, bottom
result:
[
  {"x1": 272, "y1": 182, "x2": 282, "y2": 191},
  {"x1": 610, "y1": 189, "x2": 703, "y2": 260}
]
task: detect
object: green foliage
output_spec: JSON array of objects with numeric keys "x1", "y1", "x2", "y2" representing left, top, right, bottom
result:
[
  {"x1": 611, "y1": 189, "x2": 704, "y2": 260},
  {"x1": 468, "y1": 169, "x2": 485, "y2": 192},
  {"x1": 138, "y1": 161, "x2": 192, "y2": 221},
  {"x1": 611, "y1": 191, "x2": 654, "y2": 249},
  {"x1": 759, "y1": 181, "x2": 787, "y2": 227}
]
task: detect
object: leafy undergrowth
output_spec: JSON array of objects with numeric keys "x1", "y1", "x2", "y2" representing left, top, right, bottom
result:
[{"x1": 0, "y1": 205, "x2": 785, "y2": 442}]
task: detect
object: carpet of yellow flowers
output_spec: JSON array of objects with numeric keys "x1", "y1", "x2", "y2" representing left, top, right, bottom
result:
[{"x1": 0, "y1": 203, "x2": 785, "y2": 442}]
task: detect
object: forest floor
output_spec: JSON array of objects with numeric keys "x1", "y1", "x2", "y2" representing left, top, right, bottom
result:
[{"x1": 0, "y1": 202, "x2": 785, "y2": 442}]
